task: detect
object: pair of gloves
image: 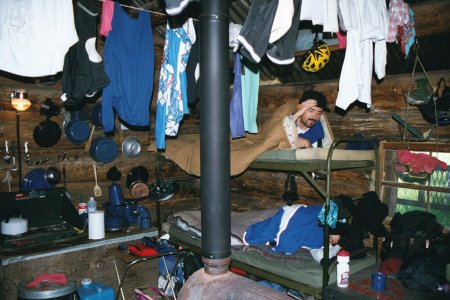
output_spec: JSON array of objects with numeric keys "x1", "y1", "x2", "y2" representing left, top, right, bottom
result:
[{"x1": 127, "y1": 243, "x2": 158, "y2": 257}]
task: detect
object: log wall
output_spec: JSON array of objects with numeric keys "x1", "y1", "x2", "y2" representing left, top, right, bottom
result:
[{"x1": 1, "y1": 70, "x2": 448, "y2": 208}]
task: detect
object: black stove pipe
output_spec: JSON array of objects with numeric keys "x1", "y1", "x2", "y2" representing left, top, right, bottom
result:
[{"x1": 199, "y1": 0, "x2": 231, "y2": 272}]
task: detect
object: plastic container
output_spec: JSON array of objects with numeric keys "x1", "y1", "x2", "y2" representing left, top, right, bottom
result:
[
  {"x1": 87, "y1": 197, "x2": 97, "y2": 213},
  {"x1": 336, "y1": 249, "x2": 350, "y2": 288},
  {"x1": 77, "y1": 279, "x2": 114, "y2": 300},
  {"x1": 78, "y1": 202, "x2": 87, "y2": 215}
]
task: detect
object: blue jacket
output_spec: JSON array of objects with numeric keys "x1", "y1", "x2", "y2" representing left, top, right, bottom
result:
[{"x1": 244, "y1": 205, "x2": 324, "y2": 253}]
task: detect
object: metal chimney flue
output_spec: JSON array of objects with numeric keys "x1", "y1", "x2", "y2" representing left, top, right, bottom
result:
[{"x1": 198, "y1": 0, "x2": 231, "y2": 270}]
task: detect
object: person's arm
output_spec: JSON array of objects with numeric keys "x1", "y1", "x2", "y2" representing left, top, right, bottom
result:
[
  {"x1": 296, "y1": 136, "x2": 312, "y2": 148},
  {"x1": 292, "y1": 99, "x2": 317, "y2": 122}
]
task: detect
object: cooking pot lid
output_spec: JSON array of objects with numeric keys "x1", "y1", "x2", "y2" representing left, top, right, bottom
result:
[
  {"x1": 33, "y1": 120, "x2": 62, "y2": 148},
  {"x1": 17, "y1": 278, "x2": 77, "y2": 299},
  {"x1": 91, "y1": 138, "x2": 118, "y2": 163},
  {"x1": 126, "y1": 166, "x2": 149, "y2": 189}
]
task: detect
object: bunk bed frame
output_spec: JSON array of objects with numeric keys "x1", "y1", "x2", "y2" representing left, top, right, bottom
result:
[
  {"x1": 249, "y1": 136, "x2": 380, "y2": 294},
  {"x1": 161, "y1": 136, "x2": 380, "y2": 298}
]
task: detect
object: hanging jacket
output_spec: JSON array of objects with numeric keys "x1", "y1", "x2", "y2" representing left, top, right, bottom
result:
[
  {"x1": 237, "y1": 0, "x2": 279, "y2": 64},
  {"x1": 61, "y1": 0, "x2": 110, "y2": 109},
  {"x1": 244, "y1": 205, "x2": 324, "y2": 253}
]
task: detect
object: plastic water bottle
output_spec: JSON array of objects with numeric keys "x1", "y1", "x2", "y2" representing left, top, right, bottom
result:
[
  {"x1": 77, "y1": 278, "x2": 114, "y2": 300},
  {"x1": 87, "y1": 197, "x2": 97, "y2": 214},
  {"x1": 336, "y1": 249, "x2": 350, "y2": 288}
]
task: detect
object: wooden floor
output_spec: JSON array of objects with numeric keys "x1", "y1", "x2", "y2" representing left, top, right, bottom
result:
[{"x1": 323, "y1": 263, "x2": 444, "y2": 300}]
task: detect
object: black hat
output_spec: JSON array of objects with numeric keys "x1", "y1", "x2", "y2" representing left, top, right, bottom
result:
[{"x1": 299, "y1": 90, "x2": 330, "y2": 112}]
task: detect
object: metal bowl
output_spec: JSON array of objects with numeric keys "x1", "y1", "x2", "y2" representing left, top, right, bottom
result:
[{"x1": 121, "y1": 136, "x2": 142, "y2": 158}]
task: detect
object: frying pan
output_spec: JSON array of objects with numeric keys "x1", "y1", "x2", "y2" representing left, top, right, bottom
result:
[{"x1": 33, "y1": 116, "x2": 62, "y2": 148}]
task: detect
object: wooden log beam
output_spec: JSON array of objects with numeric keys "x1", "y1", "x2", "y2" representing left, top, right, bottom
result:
[{"x1": 414, "y1": 0, "x2": 450, "y2": 37}]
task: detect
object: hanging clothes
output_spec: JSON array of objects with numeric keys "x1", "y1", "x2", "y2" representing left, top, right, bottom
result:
[
  {"x1": 241, "y1": 58, "x2": 260, "y2": 134},
  {"x1": 397, "y1": 8, "x2": 416, "y2": 57},
  {"x1": 237, "y1": 0, "x2": 279, "y2": 64},
  {"x1": 61, "y1": 0, "x2": 110, "y2": 109},
  {"x1": 230, "y1": 54, "x2": 245, "y2": 139},
  {"x1": 269, "y1": 0, "x2": 294, "y2": 44},
  {"x1": 164, "y1": 0, "x2": 199, "y2": 16},
  {"x1": 335, "y1": 0, "x2": 387, "y2": 111},
  {"x1": 156, "y1": 19, "x2": 195, "y2": 150},
  {"x1": 300, "y1": 0, "x2": 339, "y2": 33},
  {"x1": 185, "y1": 21, "x2": 200, "y2": 107},
  {"x1": 0, "y1": 0, "x2": 78, "y2": 77},
  {"x1": 386, "y1": 0, "x2": 409, "y2": 43},
  {"x1": 266, "y1": 0, "x2": 301, "y2": 65},
  {"x1": 100, "y1": 0, "x2": 114, "y2": 37},
  {"x1": 102, "y1": 2, "x2": 154, "y2": 133}
]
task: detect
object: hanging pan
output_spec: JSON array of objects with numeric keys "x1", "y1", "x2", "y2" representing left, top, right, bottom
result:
[
  {"x1": 89, "y1": 137, "x2": 118, "y2": 164},
  {"x1": 33, "y1": 116, "x2": 62, "y2": 148},
  {"x1": 64, "y1": 111, "x2": 90, "y2": 145}
]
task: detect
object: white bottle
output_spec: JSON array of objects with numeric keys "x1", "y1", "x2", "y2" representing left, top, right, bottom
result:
[
  {"x1": 336, "y1": 249, "x2": 350, "y2": 288},
  {"x1": 87, "y1": 197, "x2": 97, "y2": 213}
]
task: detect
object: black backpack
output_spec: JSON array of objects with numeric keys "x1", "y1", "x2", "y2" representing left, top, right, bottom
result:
[{"x1": 380, "y1": 210, "x2": 443, "y2": 261}]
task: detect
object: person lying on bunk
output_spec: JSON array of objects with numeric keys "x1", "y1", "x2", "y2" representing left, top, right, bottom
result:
[
  {"x1": 283, "y1": 90, "x2": 331, "y2": 149},
  {"x1": 242, "y1": 203, "x2": 347, "y2": 264}
]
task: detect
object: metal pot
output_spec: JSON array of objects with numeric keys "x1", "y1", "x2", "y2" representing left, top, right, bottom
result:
[
  {"x1": 1, "y1": 216, "x2": 28, "y2": 235},
  {"x1": 64, "y1": 111, "x2": 90, "y2": 145},
  {"x1": 121, "y1": 136, "x2": 142, "y2": 158}
]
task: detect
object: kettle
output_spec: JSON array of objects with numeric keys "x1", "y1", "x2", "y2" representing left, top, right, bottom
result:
[{"x1": 108, "y1": 183, "x2": 125, "y2": 206}]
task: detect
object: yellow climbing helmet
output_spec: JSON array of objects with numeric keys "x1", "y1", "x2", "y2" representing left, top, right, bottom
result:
[{"x1": 301, "y1": 39, "x2": 330, "y2": 73}]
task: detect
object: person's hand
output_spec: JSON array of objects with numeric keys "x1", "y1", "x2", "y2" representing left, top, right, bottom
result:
[
  {"x1": 296, "y1": 137, "x2": 312, "y2": 148},
  {"x1": 292, "y1": 99, "x2": 318, "y2": 120}
]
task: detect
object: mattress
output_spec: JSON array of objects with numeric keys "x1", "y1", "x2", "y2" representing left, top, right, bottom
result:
[
  {"x1": 164, "y1": 209, "x2": 376, "y2": 290},
  {"x1": 256, "y1": 148, "x2": 375, "y2": 161}
]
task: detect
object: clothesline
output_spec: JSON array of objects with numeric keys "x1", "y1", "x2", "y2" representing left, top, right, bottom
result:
[{"x1": 97, "y1": 0, "x2": 199, "y2": 21}]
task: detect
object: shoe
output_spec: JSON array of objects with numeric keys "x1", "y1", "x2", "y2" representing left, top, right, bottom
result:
[{"x1": 149, "y1": 181, "x2": 179, "y2": 201}]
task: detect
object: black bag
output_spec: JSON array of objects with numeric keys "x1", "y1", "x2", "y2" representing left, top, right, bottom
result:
[
  {"x1": 418, "y1": 77, "x2": 450, "y2": 126},
  {"x1": 397, "y1": 233, "x2": 450, "y2": 293},
  {"x1": 380, "y1": 210, "x2": 443, "y2": 261}
]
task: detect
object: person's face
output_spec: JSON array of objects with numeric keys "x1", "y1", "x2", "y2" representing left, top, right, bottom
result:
[{"x1": 299, "y1": 104, "x2": 323, "y2": 128}]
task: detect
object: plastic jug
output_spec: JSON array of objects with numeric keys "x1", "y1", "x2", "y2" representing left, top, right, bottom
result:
[
  {"x1": 77, "y1": 278, "x2": 114, "y2": 300},
  {"x1": 87, "y1": 197, "x2": 97, "y2": 213}
]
